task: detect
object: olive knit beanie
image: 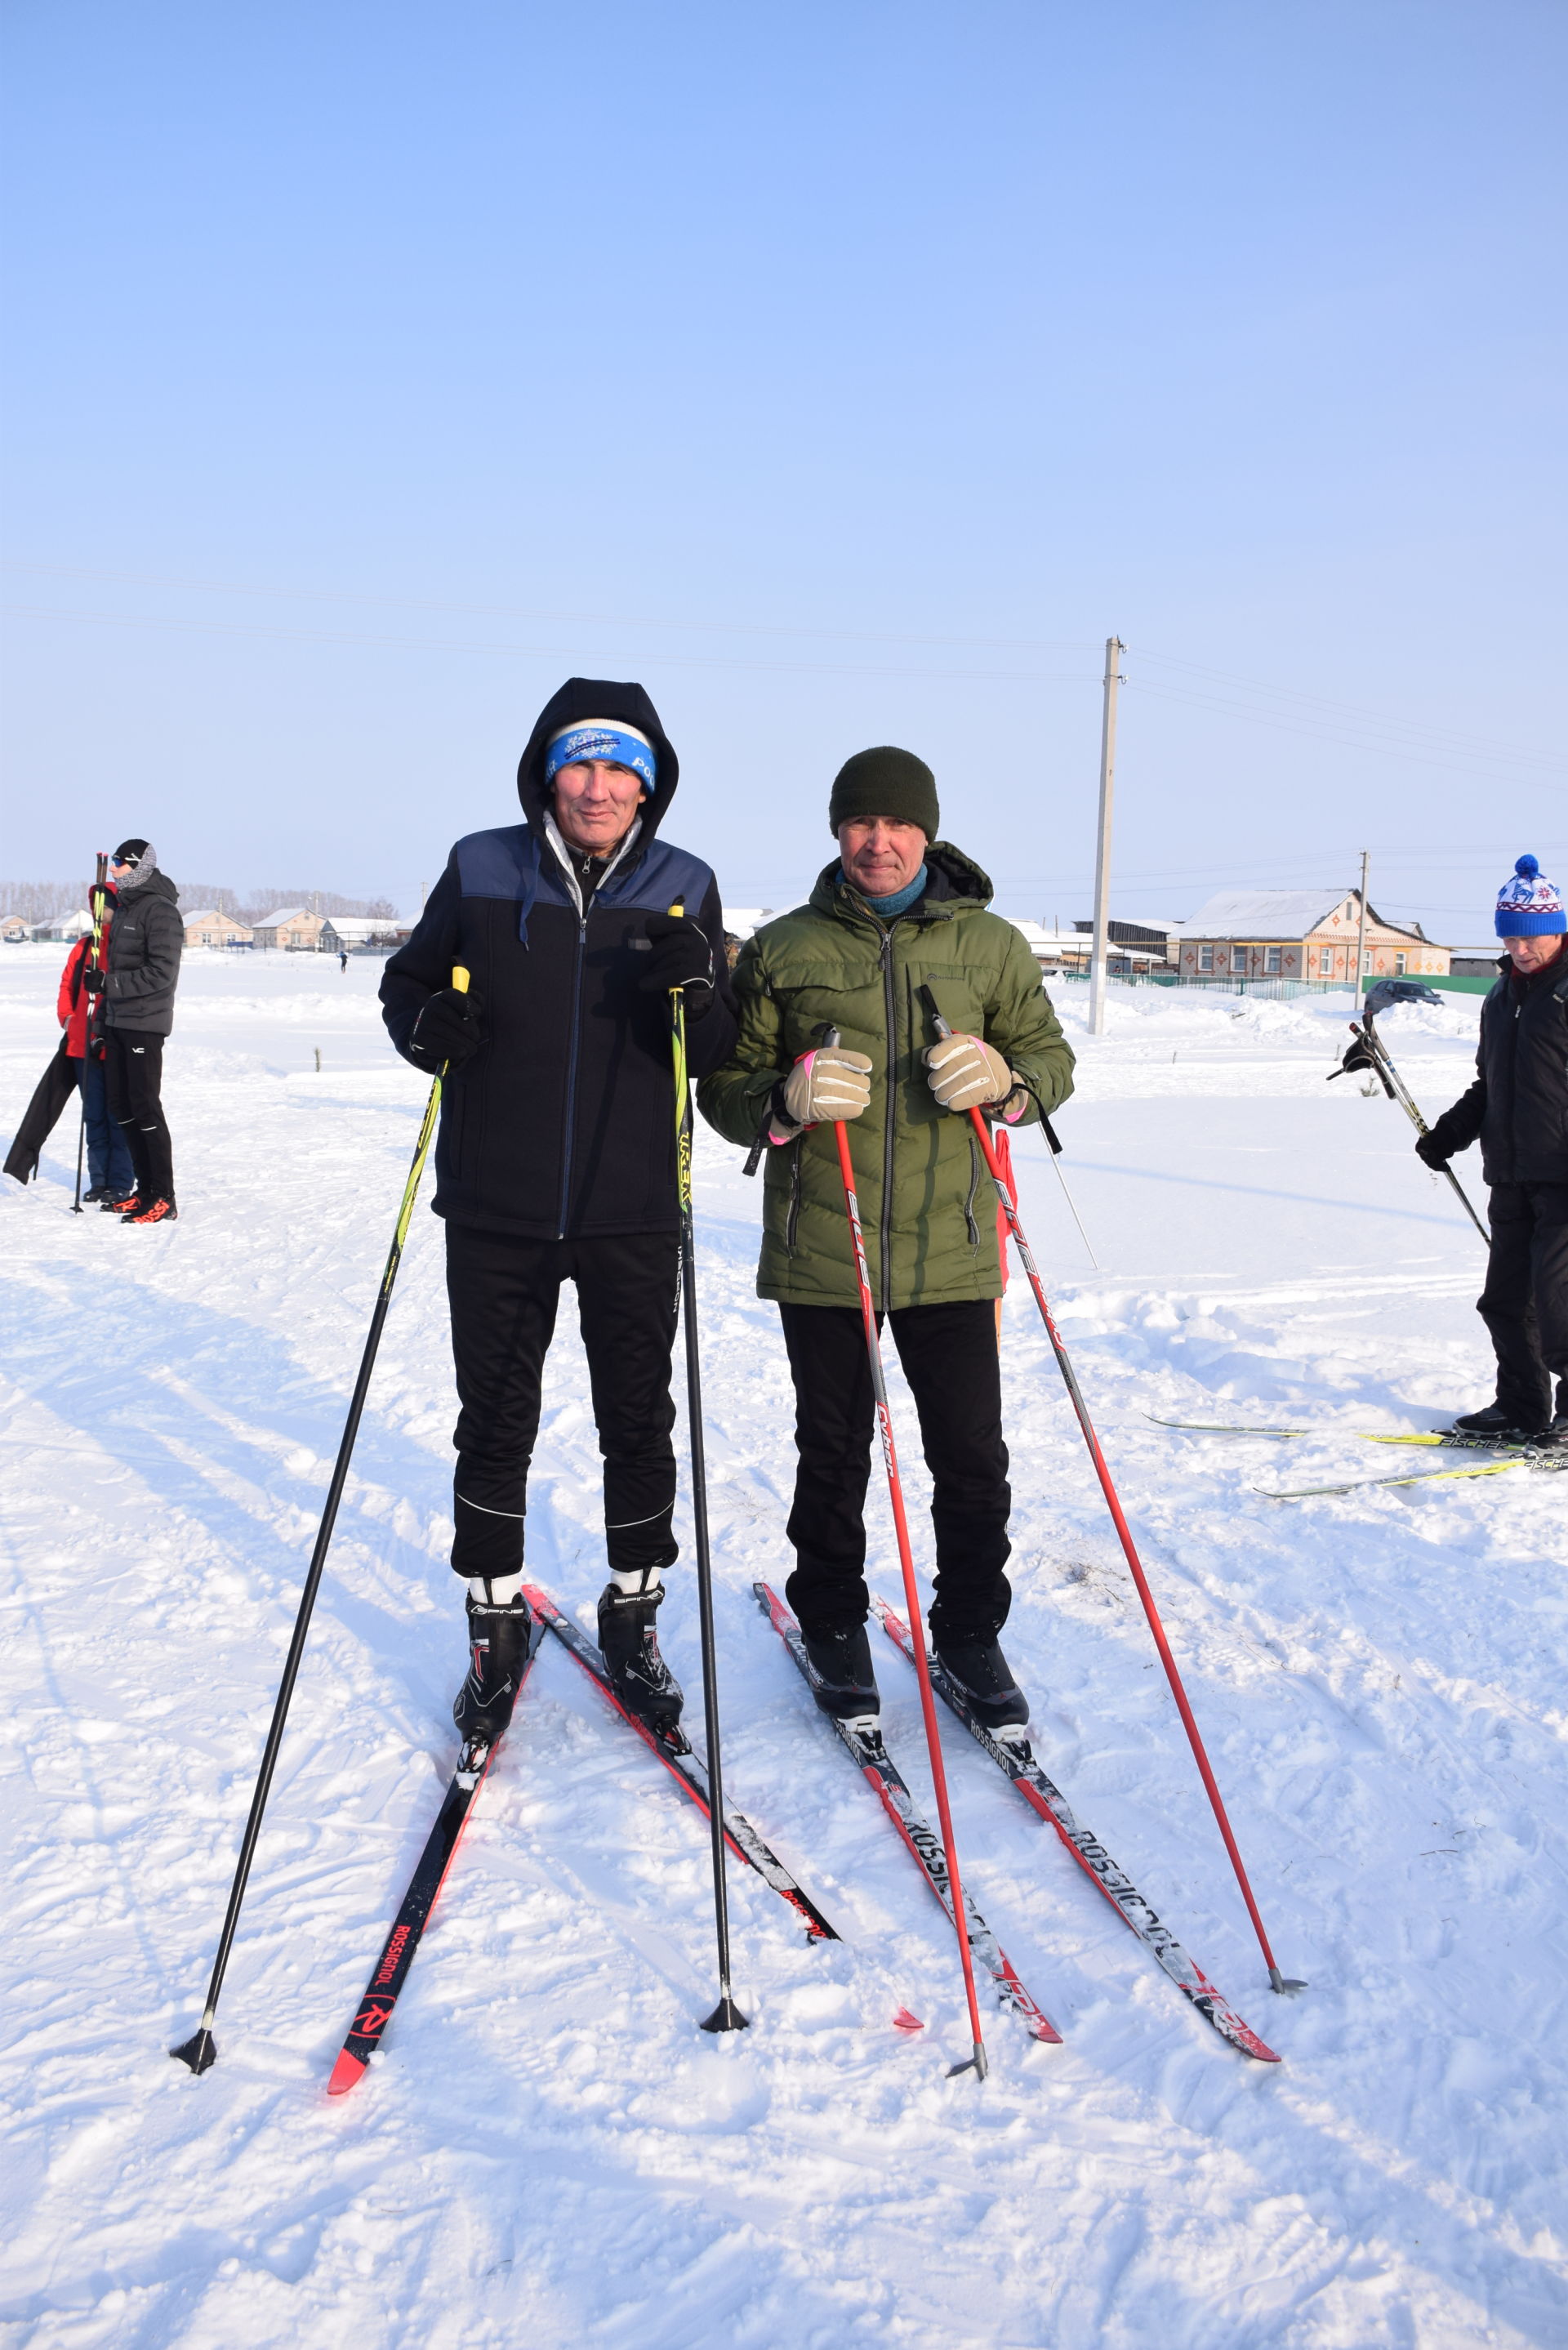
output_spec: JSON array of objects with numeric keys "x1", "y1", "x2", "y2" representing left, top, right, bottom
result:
[{"x1": 828, "y1": 747, "x2": 939, "y2": 839}]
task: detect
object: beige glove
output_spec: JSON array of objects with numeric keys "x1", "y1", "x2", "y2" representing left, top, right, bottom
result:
[
  {"x1": 778, "y1": 1045, "x2": 873, "y2": 1128},
  {"x1": 925, "y1": 1032, "x2": 1014, "y2": 1113}
]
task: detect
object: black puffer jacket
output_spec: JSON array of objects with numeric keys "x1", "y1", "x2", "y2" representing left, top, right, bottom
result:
[
  {"x1": 1424, "y1": 948, "x2": 1568, "y2": 1185},
  {"x1": 381, "y1": 678, "x2": 737, "y2": 1240},
  {"x1": 105, "y1": 869, "x2": 184, "y2": 1036}
]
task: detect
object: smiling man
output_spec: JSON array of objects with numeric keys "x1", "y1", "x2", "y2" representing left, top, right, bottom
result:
[
  {"x1": 1418, "y1": 854, "x2": 1568, "y2": 1443},
  {"x1": 698, "y1": 745, "x2": 1075, "y2": 1729},
  {"x1": 381, "y1": 679, "x2": 736, "y2": 1749}
]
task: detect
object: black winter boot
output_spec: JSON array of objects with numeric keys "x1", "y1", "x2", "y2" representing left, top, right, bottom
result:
[
  {"x1": 932, "y1": 1625, "x2": 1030, "y2": 1732},
  {"x1": 597, "y1": 1576, "x2": 684, "y2": 1740},
  {"x1": 452, "y1": 1591, "x2": 537, "y2": 1747},
  {"x1": 800, "y1": 1623, "x2": 880, "y2": 1720},
  {"x1": 1453, "y1": 1403, "x2": 1541, "y2": 1439}
]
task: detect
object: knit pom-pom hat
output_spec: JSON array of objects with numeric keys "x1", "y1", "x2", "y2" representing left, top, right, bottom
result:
[{"x1": 1494, "y1": 853, "x2": 1566, "y2": 937}]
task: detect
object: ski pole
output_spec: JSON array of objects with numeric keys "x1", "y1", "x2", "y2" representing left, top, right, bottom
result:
[
  {"x1": 1343, "y1": 1019, "x2": 1490, "y2": 1246},
  {"x1": 665, "y1": 908, "x2": 747, "y2": 2034},
  {"x1": 172, "y1": 965, "x2": 471, "y2": 2075},
  {"x1": 71, "y1": 856, "x2": 109, "y2": 1216},
  {"x1": 1039, "y1": 1111, "x2": 1099, "y2": 1268},
  {"x1": 917, "y1": 986, "x2": 1302, "y2": 1995},
  {"x1": 821, "y1": 1023, "x2": 989, "y2": 2077}
]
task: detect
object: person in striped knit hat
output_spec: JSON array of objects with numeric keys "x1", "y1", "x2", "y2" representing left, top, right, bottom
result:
[{"x1": 1419, "y1": 854, "x2": 1568, "y2": 1441}]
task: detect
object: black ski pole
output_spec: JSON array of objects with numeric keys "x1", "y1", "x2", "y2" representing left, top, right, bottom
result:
[
  {"x1": 71, "y1": 855, "x2": 109, "y2": 1215},
  {"x1": 666, "y1": 925, "x2": 746, "y2": 2034},
  {"x1": 172, "y1": 965, "x2": 470, "y2": 2074},
  {"x1": 1337, "y1": 1017, "x2": 1490, "y2": 1245}
]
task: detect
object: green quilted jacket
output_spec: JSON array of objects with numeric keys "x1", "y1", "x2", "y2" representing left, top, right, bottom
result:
[{"x1": 697, "y1": 844, "x2": 1076, "y2": 1308}]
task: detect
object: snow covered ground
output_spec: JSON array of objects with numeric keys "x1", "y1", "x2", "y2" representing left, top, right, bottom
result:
[{"x1": 2, "y1": 944, "x2": 1564, "y2": 2348}]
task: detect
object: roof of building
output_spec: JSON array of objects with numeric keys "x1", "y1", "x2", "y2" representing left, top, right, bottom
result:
[
  {"x1": 1176, "y1": 888, "x2": 1431, "y2": 943},
  {"x1": 251, "y1": 906, "x2": 322, "y2": 928},
  {"x1": 183, "y1": 907, "x2": 250, "y2": 926}
]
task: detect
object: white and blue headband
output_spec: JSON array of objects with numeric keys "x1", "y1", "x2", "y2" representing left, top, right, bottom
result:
[{"x1": 544, "y1": 720, "x2": 657, "y2": 795}]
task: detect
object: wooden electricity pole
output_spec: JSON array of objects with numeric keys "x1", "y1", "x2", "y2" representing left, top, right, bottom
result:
[
  {"x1": 1351, "y1": 850, "x2": 1370, "y2": 998},
  {"x1": 1089, "y1": 637, "x2": 1124, "y2": 1038}
]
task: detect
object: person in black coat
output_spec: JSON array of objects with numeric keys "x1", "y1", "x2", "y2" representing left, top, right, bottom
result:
[
  {"x1": 96, "y1": 839, "x2": 184, "y2": 1224},
  {"x1": 1419, "y1": 854, "x2": 1568, "y2": 1441},
  {"x1": 381, "y1": 677, "x2": 736, "y2": 1745}
]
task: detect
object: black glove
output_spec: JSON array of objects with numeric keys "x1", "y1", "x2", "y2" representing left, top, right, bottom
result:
[
  {"x1": 1414, "y1": 1129, "x2": 1450, "y2": 1171},
  {"x1": 82, "y1": 967, "x2": 105, "y2": 996},
  {"x1": 408, "y1": 987, "x2": 486, "y2": 1071},
  {"x1": 636, "y1": 914, "x2": 715, "y2": 1014}
]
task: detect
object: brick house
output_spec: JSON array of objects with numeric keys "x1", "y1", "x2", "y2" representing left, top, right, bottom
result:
[
  {"x1": 1174, "y1": 890, "x2": 1450, "y2": 983},
  {"x1": 182, "y1": 908, "x2": 254, "y2": 948}
]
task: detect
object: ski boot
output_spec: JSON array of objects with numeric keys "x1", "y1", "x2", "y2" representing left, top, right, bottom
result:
[
  {"x1": 453, "y1": 1581, "x2": 537, "y2": 1747},
  {"x1": 123, "y1": 1197, "x2": 177, "y2": 1225},
  {"x1": 800, "y1": 1622, "x2": 880, "y2": 1720},
  {"x1": 1452, "y1": 1402, "x2": 1532, "y2": 1439},
  {"x1": 931, "y1": 1622, "x2": 1030, "y2": 1732},
  {"x1": 597, "y1": 1571, "x2": 684, "y2": 1740},
  {"x1": 107, "y1": 1190, "x2": 140, "y2": 1216}
]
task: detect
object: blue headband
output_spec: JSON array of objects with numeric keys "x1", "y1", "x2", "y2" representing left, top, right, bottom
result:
[{"x1": 544, "y1": 722, "x2": 657, "y2": 795}]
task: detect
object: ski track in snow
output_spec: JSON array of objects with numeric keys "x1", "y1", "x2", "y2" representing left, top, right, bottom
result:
[{"x1": 0, "y1": 947, "x2": 1563, "y2": 2348}]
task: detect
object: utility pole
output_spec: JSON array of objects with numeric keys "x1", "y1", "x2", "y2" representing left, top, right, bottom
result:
[
  {"x1": 1089, "y1": 636, "x2": 1124, "y2": 1037},
  {"x1": 1351, "y1": 850, "x2": 1370, "y2": 1001}
]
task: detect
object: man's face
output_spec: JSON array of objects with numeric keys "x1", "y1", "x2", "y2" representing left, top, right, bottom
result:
[
  {"x1": 1503, "y1": 933, "x2": 1565, "y2": 974},
  {"x1": 109, "y1": 858, "x2": 134, "y2": 885},
  {"x1": 838, "y1": 816, "x2": 928, "y2": 899},
  {"x1": 551, "y1": 761, "x2": 646, "y2": 853}
]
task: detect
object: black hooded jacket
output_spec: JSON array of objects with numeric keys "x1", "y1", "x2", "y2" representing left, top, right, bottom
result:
[
  {"x1": 106, "y1": 868, "x2": 184, "y2": 1036},
  {"x1": 1424, "y1": 946, "x2": 1568, "y2": 1187},
  {"x1": 381, "y1": 678, "x2": 737, "y2": 1239}
]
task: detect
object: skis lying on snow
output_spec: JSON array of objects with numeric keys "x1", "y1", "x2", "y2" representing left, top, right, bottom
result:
[
  {"x1": 522, "y1": 1579, "x2": 840, "y2": 1944},
  {"x1": 753, "y1": 1581, "x2": 1062, "y2": 2046},
  {"x1": 1148, "y1": 1414, "x2": 1555, "y2": 1454},
  {"x1": 1255, "y1": 1456, "x2": 1568, "y2": 1500},
  {"x1": 328, "y1": 1603, "x2": 545, "y2": 2095},
  {"x1": 870, "y1": 1595, "x2": 1280, "y2": 2062}
]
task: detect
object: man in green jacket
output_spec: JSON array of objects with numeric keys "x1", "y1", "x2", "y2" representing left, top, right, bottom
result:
[{"x1": 698, "y1": 747, "x2": 1075, "y2": 1728}]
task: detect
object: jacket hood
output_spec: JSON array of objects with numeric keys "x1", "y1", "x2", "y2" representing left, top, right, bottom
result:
[
  {"x1": 515, "y1": 677, "x2": 679, "y2": 845},
  {"x1": 811, "y1": 840, "x2": 995, "y2": 916},
  {"x1": 136, "y1": 869, "x2": 180, "y2": 906}
]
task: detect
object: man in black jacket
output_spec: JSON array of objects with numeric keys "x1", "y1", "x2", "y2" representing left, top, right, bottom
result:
[
  {"x1": 381, "y1": 678, "x2": 736, "y2": 1744},
  {"x1": 94, "y1": 839, "x2": 184, "y2": 1225},
  {"x1": 1419, "y1": 854, "x2": 1568, "y2": 1442}
]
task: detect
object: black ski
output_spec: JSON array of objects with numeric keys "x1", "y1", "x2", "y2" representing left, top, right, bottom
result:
[
  {"x1": 754, "y1": 1581, "x2": 1062, "y2": 2045},
  {"x1": 327, "y1": 1603, "x2": 544, "y2": 2094},
  {"x1": 523, "y1": 1579, "x2": 840, "y2": 1943},
  {"x1": 871, "y1": 1595, "x2": 1279, "y2": 2062}
]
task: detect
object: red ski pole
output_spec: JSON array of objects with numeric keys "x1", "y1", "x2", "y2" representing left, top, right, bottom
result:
[
  {"x1": 918, "y1": 988, "x2": 1303, "y2": 1996},
  {"x1": 819, "y1": 1028, "x2": 990, "y2": 2076}
]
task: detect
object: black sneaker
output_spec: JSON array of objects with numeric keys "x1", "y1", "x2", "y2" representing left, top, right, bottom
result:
[
  {"x1": 597, "y1": 1581, "x2": 684, "y2": 1739},
  {"x1": 452, "y1": 1593, "x2": 537, "y2": 1746},
  {"x1": 800, "y1": 1623, "x2": 880, "y2": 1720},
  {"x1": 932, "y1": 1629, "x2": 1030, "y2": 1731},
  {"x1": 1453, "y1": 1404, "x2": 1541, "y2": 1440}
]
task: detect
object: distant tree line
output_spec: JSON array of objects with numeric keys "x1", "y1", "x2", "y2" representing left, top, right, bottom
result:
[{"x1": 0, "y1": 881, "x2": 401, "y2": 925}]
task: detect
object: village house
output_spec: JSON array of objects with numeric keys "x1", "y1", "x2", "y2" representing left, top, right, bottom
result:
[
  {"x1": 250, "y1": 907, "x2": 342, "y2": 952},
  {"x1": 182, "y1": 908, "x2": 254, "y2": 949},
  {"x1": 1, "y1": 913, "x2": 33, "y2": 943},
  {"x1": 30, "y1": 908, "x2": 93, "y2": 943},
  {"x1": 1174, "y1": 889, "x2": 1450, "y2": 983}
]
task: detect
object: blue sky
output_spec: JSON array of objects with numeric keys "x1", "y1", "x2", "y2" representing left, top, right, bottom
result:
[{"x1": 2, "y1": 0, "x2": 1563, "y2": 939}]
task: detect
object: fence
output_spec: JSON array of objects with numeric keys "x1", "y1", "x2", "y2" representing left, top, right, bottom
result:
[{"x1": 1043, "y1": 969, "x2": 1494, "y2": 1003}]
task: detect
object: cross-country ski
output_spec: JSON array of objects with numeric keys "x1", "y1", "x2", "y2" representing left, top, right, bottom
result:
[{"x1": 871, "y1": 1596, "x2": 1281, "y2": 2061}]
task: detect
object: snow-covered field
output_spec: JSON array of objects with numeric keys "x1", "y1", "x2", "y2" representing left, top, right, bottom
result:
[{"x1": 2, "y1": 944, "x2": 1564, "y2": 2349}]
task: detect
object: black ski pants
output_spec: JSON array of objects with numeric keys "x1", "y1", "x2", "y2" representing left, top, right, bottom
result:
[
  {"x1": 105, "y1": 1030, "x2": 174, "y2": 1203},
  {"x1": 779, "y1": 1299, "x2": 1011, "y2": 1643},
  {"x1": 445, "y1": 1223, "x2": 680, "y2": 1584},
  {"x1": 1478, "y1": 1182, "x2": 1568, "y2": 1429}
]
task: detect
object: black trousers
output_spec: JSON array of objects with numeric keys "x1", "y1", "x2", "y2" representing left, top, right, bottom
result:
[
  {"x1": 104, "y1": 1030, "x2": 174, "y2": 1202},
  {"x1": 445, "y1": 1223, "x2": 681, "y2": 1583},
  {"x1": 1478, "y1": 1182, "x2": 1568, "y2": 1429},
  {"x1": 779, "y1": 1300, "x2": 1011, "y2": 1641}
]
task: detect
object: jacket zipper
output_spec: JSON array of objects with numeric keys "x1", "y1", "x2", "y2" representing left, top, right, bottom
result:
[
  {"x1": 964, "y1": 1131, "x2": 981, "y2": 1246},
  {"x1": 880, "y1": 930, "x2": 896, "y2": 1309},
  {"x1": 555, "y1": 911, "x2": 588, "y2": 1237},
  {"x1": 786, "y1": 1139, "x2": 803, "y2": 1252}
]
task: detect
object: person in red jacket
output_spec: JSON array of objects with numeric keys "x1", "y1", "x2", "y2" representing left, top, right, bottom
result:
[{"x1": 57, "y1": 896, "x2": 136, "y2": 1206}]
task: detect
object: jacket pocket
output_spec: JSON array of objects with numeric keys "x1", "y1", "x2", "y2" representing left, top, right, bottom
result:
[
  {"x1": 964, "y1": 1130, "x2": 982, "y2": 1246},
  {"x1": 786, "y1": 1139, "x2": 804, "y2": 1254}
]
